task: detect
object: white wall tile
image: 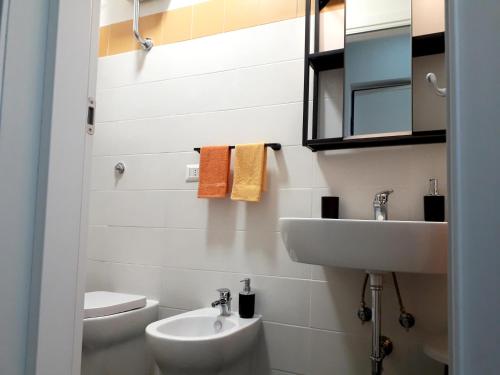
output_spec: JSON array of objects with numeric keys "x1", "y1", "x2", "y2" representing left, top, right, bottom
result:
[
  {"x1": 98, "y1": 19, "x2": 304, "y2": 89},
  {"x1": 312, "y1": 144, "x2": 447, "y2": 220},
  {"x1": 310, "y1": 269, "x2": 372, "y2": 334},
  {"x1": 236, "y1": 188, "x2": 312, "y2": 232},
  {"x1": 89, "y1": 190, "x2": 167, "y2": 227},
  {"x1": 96, "y1": 60, "x2": 303, "y2": 123},
  {"x1": 262, "y1": 322, "x2": 310, "y2": 374},
  {"x1": 87, "y1": 225, "x2": 166, "y2": 265},
  {"x1": 107, "y1": 262, "x2": 163, "y2": 301},
  {"x1": 162, "y1": 268, "x2": 310, "y2": 327},
  {"x1": 85, "y1": 260, "x2": 110, "y2": 292},
  {"x1": 88, "y1": 226, "x2": 310, "y2": 279},
  {"x1": 158, "y1": 307, "x2": 187, "y2": 320},
  {"x1": 90, "y1": 152, "x2": 199, "y2": 191},
  {"x1": 91, "y1": 146, "x2": 313, "y2": 191},
  {"x1": 89, "y1": 188, "x2": 311, "y2": 232},
  {"x1": 158, "y1": 228, "x2": 311, "y2": 279},
  {"x1": 308, "y1": 329, "x2": 371, "y2": 375},
  {"x1": 93, "y1": 103, "x2": 303, "y2": 156}
]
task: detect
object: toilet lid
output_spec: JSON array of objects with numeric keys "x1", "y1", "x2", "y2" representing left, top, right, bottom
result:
[{"x1": 84, "y1": 291, "x2": 147, "y2": 318}]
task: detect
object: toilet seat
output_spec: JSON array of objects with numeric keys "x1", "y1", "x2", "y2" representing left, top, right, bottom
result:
[
  {"x1": 424, "y1": 335, "x2": 448, "y2": 365},
  {"x1": 84, "y1": 291, "x2": 147, "y2": 318}
]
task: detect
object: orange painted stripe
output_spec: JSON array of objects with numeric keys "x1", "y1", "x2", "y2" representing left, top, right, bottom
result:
[{"x1": 99, "y1": 0, "x2": 345, "y2": 57}]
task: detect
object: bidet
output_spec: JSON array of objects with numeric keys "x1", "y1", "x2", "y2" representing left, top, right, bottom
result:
[{"x1": 146, "y1": 307, "x2": 261, "y2": 375}]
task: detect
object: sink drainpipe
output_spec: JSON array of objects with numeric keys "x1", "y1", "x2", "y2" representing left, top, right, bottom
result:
[
  {"x1": 367, "y1": 273, "x2": 393, "y2": 374},
  {"x1": 369, "y1": 190, "x2": 395, "y2": 374},
  {"x1": 370, "y1": 273, "x2": 384, "y2": 375}
]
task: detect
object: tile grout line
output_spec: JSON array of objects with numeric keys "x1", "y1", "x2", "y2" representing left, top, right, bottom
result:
[
  {"x1": 88, "y1": 258, "x2": 315, "y2": 282},
  {"x1": 97, "y1": 56, "x2": 304, "y2": 91},
  {"x1": 94, "y1": 99, "x2": 306, "y2": 125},
  {"x1": 90, "y1": 143, "x2": 303, "y2": 158}
]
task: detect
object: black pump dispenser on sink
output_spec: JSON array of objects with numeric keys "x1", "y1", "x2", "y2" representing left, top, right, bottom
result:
[
  {"x1": 424, "y1": 178, "x2": 445, "y2": 222},
  {"x1": 239, "y1": 278, "x2": 255, "y2": 319}
]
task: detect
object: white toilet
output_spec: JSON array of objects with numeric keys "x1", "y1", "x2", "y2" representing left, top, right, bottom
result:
[{"x1": 81, "y1": 291, "x2": 159, "y2": 375}]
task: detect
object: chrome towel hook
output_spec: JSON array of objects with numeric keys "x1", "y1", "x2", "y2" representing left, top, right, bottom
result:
[
  {"x1": 133, "y1": 0, "x2": 153, "y2": 51},
  {"x1": 426, "y1": 72, "x2": 447, "y2": 97},
  {"x1": 115, "y1": 162, "x2": 126, "y2": 175}
]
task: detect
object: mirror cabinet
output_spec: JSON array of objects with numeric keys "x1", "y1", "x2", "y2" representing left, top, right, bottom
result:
[{"x1": 303, "y1": 0, "x2": 446, "y2": 151}]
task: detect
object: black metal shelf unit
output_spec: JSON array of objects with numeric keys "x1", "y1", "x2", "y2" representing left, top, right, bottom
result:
[
  {"x1": 302, "y1": 0, "x2": 447, "y2": 151},
  {"x1": 308, "y1": 32, "x2": 445, "y2": 72}
]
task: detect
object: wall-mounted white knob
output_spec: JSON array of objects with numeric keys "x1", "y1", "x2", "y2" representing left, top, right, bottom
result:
[{"x1": 115, "y1": 162, "x2": 125, "y2": 175}]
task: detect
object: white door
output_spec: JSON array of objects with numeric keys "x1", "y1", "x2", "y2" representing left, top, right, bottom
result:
[
  {"x1": 28, "y1": 0, "x2": 102, "y2": 373},
  {"x1": 0, "y1": 0, "x2": 100, "y2": 374}
]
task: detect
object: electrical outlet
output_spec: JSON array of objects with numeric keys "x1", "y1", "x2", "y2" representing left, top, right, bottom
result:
[{"x1": 185, "y1": 164, "x2": 200, "y2": 182}]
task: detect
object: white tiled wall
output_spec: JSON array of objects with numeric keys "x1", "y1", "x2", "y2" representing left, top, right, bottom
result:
[{"x1": 87, "y1": 16, "x2": 448, "y2": 375}]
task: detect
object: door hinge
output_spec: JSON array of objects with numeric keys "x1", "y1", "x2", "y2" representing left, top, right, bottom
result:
[{"x1": 87, "y1": 97, "x2": 95, "y2": 135}]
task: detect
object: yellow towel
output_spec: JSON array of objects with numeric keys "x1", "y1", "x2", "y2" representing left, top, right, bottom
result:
[{"x1": 231, "y1": 143, "x2": 267, "y2": 202}]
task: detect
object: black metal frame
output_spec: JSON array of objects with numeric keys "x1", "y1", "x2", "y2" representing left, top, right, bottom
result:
[
  {"x1": 194, "y1": 143, "x2": 281, "y2": 153},
  {"x1": 302, "y1": 0, "x2": 446, "y2": 152}
]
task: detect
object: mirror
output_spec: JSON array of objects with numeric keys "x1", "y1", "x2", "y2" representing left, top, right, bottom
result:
[{"x1": 344, "y1": 0, "x2": 412, "y2": 138}]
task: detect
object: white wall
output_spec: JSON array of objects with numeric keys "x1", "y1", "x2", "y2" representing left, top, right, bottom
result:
[{"x1": 87, "y1": 14, "x2": 448, "y2": 375}]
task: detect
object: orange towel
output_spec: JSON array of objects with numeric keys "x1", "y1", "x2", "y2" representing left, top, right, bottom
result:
[
  {"x1": 231, "y1": 143, "x2": 267, "y2": 202},
  {"x1": 197, "y1": 146, "x2": 231, "y2": 199}
]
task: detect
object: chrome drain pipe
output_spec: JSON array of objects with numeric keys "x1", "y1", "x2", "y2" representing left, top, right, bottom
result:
[{"x1": 368, "y1": 273, "x2": 393, "y2": 375}]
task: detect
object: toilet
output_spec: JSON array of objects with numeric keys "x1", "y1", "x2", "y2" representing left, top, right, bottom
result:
[
  {"x1": 81, "y1": 291, "x2": 159, "y2": 375},
  {"x1": 424, "y1": 335, "x2": 449, "y2": 375}
]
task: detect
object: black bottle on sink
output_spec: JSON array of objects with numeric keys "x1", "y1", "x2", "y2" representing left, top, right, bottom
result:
[
  {"x1": 424, "y1": 178, "x2": 445, "y2": 222},
  {"x1": 239, "y1": 278, "x2": 255, "y2": 319}
]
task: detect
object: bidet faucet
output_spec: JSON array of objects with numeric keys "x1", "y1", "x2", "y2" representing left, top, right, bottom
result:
[
  {"x1": 373, "y1": 190, "x2": 394, "y2": 221},
  {"x1": 211, "y1": 288, "x2": 232, "y2": 316}
]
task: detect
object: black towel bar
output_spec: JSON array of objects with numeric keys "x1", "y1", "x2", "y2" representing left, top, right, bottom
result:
[{"x1": 194, "y1": 143, "x2": 281, "y2": 153}]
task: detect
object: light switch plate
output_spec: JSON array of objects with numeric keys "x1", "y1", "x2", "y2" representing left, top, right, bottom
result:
[{"x1": 185, "y1": 164, "x2": 200, "y2": 182}]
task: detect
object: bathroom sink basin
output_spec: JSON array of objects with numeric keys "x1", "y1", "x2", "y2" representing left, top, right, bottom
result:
[
  {"x1": 279, "y1": 218, "x2": 448, "y2": 274},
  {"x1": 146, "y1": 308, "x2": 261, "y2": 374}
]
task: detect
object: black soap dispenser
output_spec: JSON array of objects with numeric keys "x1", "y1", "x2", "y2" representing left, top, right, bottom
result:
[
  {"x1": 239, "y1": 278, "x2": 255, "y2": 319},
  {"x1": 424, "y1": 178, "x2": 445, "y2": 222}
]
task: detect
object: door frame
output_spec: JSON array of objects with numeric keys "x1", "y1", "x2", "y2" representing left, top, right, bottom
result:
[
  {"x1": 26, "y1": 0, "x2": 101, "y2": 374},
  {"x1": 23, "y1": 0, "x2": 500, "y2": 373},
  {"x1": 447, "y1": 0, "x2": 500, "y2": 374}
]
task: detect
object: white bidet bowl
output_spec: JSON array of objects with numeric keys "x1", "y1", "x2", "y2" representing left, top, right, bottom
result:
[{"x1": 146, "y1": 308, "x2": 261, "y2": 375}]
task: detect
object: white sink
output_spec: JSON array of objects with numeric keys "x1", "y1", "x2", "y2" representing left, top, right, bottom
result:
[
  {"x1": 146, "y1": 308, "x2": 261, "y2": 375},
  {"x1": 279, "y1": 218, "x2": 448, "y2": 274}
]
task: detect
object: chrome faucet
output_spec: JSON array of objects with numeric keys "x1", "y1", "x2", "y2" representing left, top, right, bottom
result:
[
  {"x1": 211, "y1": 288, "x2": 232, "y2": 316},
  {"x1": 373, "y1": 190, "x2": 393, "y2": 221}
]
